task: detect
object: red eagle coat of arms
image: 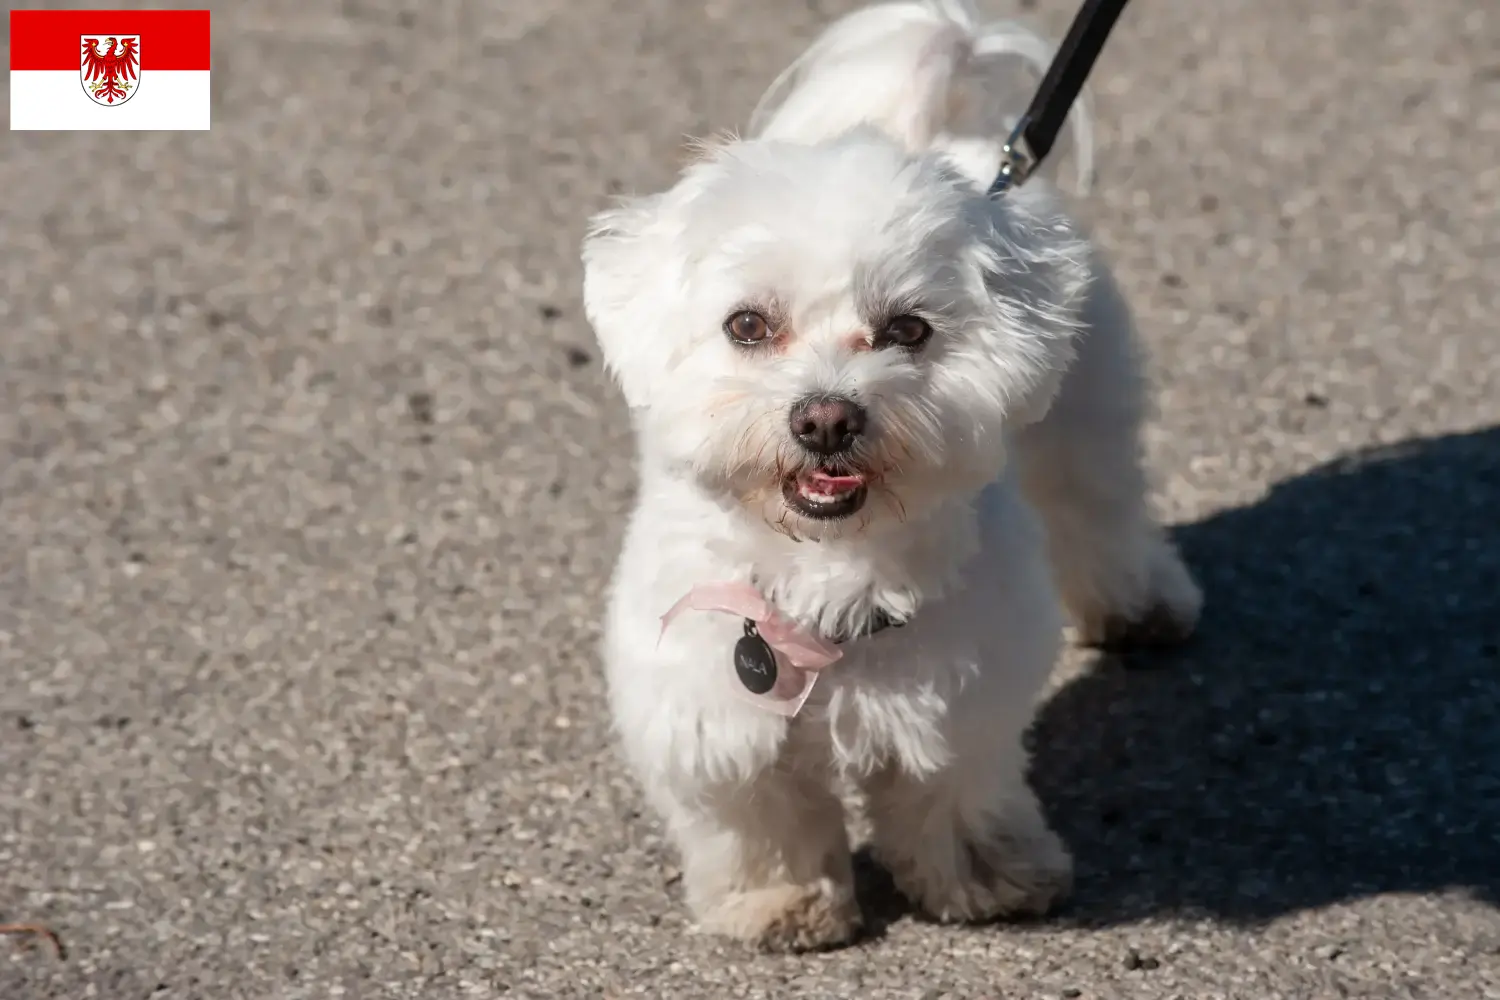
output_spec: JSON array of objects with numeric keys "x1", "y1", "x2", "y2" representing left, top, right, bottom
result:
[{"x1": 81, "y1": 35, "x2": 141, "y2": 106}]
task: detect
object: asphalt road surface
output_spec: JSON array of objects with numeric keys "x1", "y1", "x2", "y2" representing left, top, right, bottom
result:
[{"x1": 3, "y1": 1, "x2": 1498, "y2": 997}]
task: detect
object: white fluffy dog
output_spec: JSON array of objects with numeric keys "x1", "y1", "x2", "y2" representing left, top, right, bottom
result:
[{"x1": 580, "y1": 0, "x2": 1201, "y2": 951}]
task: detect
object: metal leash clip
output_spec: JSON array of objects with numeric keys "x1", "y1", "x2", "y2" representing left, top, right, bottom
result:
[{"x1": 988, "y1": 116, "x2": 1037, "y2": 198}]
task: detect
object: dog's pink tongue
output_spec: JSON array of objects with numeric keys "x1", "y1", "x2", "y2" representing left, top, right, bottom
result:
[{"x1": 803, "y1": 469, "x2": 866, "y2": 495}]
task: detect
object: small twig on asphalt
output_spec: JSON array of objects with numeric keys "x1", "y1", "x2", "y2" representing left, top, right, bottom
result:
[{"x1": 0, "y1": 922, "x2": 67, "y2": 960}]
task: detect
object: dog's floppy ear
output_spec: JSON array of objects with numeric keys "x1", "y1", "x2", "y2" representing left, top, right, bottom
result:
[
  {"x1": 971, "y1": 188, "x2": 1094, "y2": 428},
  {"x1": 581, "y1": 193, "x2": 678, "y2": 410}
]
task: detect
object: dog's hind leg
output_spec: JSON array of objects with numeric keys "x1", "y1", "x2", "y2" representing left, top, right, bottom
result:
[{"x1": 1013, "y1": 259, "x2": 1202, "y2": 649}]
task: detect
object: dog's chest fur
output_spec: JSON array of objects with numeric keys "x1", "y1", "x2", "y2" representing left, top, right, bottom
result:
[{"x1": 749, "y1": 505, "x2": 982, "y2": 640}]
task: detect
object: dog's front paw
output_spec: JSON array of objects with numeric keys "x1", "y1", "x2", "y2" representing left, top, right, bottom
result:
[
  {"x1": 885, "y1": 823, "x2": 1073, "y2": 924},
  {"x1": 698, "y1": 878, "x2": 862, "y2": 953}
]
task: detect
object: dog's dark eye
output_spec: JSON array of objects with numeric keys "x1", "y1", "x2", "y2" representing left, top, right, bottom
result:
[
  {"x1": 876, "y1": 315, "x2": 933, "y2": 350},
  {"x1": 724, "y1": 310, "x2": 772, "y2": 345}
]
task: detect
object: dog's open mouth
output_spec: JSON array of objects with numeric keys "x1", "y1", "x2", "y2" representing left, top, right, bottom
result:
[{"x1": 782, "y1": 466, "x2": 869, "y2": 520}]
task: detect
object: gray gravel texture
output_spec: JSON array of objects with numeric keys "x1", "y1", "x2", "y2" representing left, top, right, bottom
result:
[{"x1": 2, "y1": 0, "x2": 1499, "y2": 997}]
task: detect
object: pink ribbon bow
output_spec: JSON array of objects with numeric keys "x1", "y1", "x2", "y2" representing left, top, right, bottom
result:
[{"x1": 659, "y1": 581, "x2": 843, "y2": 717}]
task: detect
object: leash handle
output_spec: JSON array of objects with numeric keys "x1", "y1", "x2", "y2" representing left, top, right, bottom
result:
[{"x1": 989, "y1": 0, "x2": 1131, "y2": 196}]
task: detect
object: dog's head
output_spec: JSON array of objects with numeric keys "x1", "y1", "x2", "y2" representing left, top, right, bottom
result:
[{"x1": 582, "y1": 129, "x2": 1091, "y2": 539}]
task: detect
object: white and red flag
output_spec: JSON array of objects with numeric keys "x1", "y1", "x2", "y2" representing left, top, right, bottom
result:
[{"x1": 10, "y1": 9, "x2": 210, "y2": 131}]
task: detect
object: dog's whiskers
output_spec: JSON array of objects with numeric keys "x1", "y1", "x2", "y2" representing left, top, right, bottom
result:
[{"x1": 884, "y1": 487, "x2": 910, "y2": 524}]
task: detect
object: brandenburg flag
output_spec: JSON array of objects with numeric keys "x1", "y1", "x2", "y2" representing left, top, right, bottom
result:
[{"x1": 10, "y1": 9, "x2": 210, "y2": 131}]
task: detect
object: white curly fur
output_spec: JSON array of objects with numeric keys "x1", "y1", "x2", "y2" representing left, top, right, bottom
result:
[{"x1": 580, "y1": 0, "x2": 1200, "y2": 950}]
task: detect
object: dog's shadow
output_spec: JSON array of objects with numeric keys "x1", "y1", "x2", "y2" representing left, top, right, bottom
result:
[{"x1": 859, "y1": 425, "x2": 1500, "y2": 935}]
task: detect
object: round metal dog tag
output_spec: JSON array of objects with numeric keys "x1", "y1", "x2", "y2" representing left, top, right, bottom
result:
[{"x1": 733, "y1": 621, "x2": 778, "y2": 695}]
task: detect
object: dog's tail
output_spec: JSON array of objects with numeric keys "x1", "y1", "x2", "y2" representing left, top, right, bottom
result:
[{"x1": 748, "y1": 0, "x2": 1094, "y2": 193}]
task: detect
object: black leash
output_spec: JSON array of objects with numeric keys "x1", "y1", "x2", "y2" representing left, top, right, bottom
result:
[{"x1": 988, "y1": 0, "x2": 1132, "y2": 196}]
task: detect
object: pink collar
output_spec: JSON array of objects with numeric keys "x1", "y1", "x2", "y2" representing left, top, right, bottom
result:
[{"x1": 659, "y1": 582, "x2": 844, "y2": 717}]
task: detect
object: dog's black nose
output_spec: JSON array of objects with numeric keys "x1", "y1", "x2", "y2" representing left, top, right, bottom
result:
[{"x1": 789, "y1": 394, "x2": 866, "y2": 455}]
